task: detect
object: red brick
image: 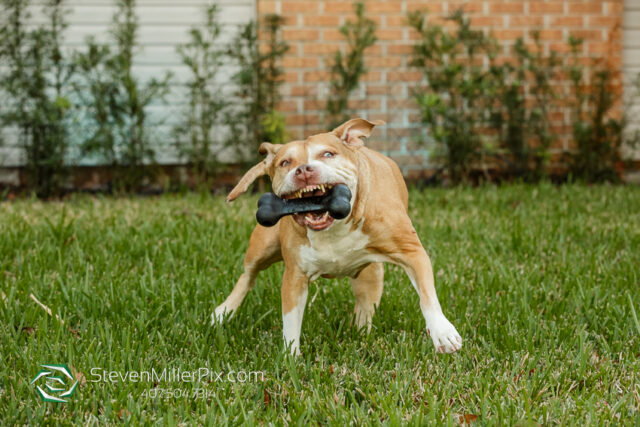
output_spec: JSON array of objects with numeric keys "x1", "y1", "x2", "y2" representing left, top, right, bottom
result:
[
  {"x1": 604, "y1": 1, "x2": 623, "y2": 14},
  {"x1": 282, "y1": 71, "x2": 299, "y2": 83},
  {"x1": 377, "y1": 29, "x2": 404, "y2": 41},
  {"x1": 303, "y1": 99, "x2": 324, "y2": 111},
  {"x1": 493, "y1": 29, "x2": 524, "y2": 40},
  {"x1": 282, "y1": 29, "x2": 320, "y2": 41},
  {"x1": 303, "y1": 44, "x2": 341, "y2": 55},
  {"x1": 551, "y1": 16, "x2": 584, "y2": 27},
  {"x1": 365, "y1": 85, "x2": 393, "y2": 95},
  {"x1": 303, "y1": 71, "x2": 330, "y2": 82},
  {"x1": 449, "y1": 2, "x2": 484, "y2": 13},
  {"x1": 348, "y1": 99, "x2": 382, "y2": 110},
  {"x1": 570, "y1": 30, "x2": 604, "y2": 41},
  {"x1": 361, "y1": 71, "x2": 382, "y2": 82},
  {"x1": 568, "y1": 2, "x2": 604, "y2": 14},
  {"x1": 365, "y1": 45, "x2": 383, "y2": 56},
  {"x1": 323, "y1": 29, "x2": 344, "y2": 41},
  {"x1": 489, "y1": 2, "x2": 524, "y2": 13},
  {"x1": 366, "y1": 57, "x2": 403, "y2": 67},
  {"x1": 510, "y1": 16, "x2": 544, "y2": 26},
  {"x1": 537, "y1": 29, "x2": 563, "y2": 40},
  {"x1": 386, "y1": 15, "x2": 409, "y2": 27},
  {"x1": 281, "y1": 57, "x2": 319, "y2": 68},
  {"x1": 549, "y1": 42, "x2": 573, "y2": 53},
  {"x1": 289, "y1": 85, "x2": 313, "y2": 97},
  {"x1": 323, "y1": 2, "x2": 353, "y2": 13},
  {"x1": 471, "y1": 16, "x2": 504, "y2": 27},
  {"x1": 281, "y1": 1, "x2": 320, "y2": 13},
  {"x1": 258, "y1": 1, "x2": 277, "y2": 14},
  {"x1": 587, "y1": 16, "x2": 621, "y2": 28},
  {"x1": 387, "y1": 99, "x2": 416, "y2": 109},
  {"x1": 286, "y1": 114, "x2": 320, "y2": 126},
  {"x1": 367, "y1": 1, "x2": 402, "y2": 13},
  {"x1": 303, "y1": 15, "x2": 340, "y2": 26},
  {"x1": 275, "y1": 100, "x2": 298, "y2": 112},
  {"x1": 387, "y1": 71, "x2": 422, "y2": 82},
  {"x1": 547, "y1": 111, "x2": 566, "y2": 122},
  {"x1": 588, "y1": 42, "x2": 612, "y2": 54},
  {"x1": 405, "y1": 1, "x2": 444, "y2": 13},
  {"x1": 387, "y1": 44, "x2": 414, "y2": 54},
  {"x1": 529, "y1": 2, "x2": 564, "y2": 13}
]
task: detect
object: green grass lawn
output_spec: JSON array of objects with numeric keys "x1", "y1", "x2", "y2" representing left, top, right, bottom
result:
[{"x1": 1, "y1": 184, "x2": 639, "y2": 424}]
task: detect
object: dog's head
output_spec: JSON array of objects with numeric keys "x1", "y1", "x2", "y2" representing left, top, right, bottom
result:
[{"x1": 227, "y1": 118, "x2": 384, "y2": 231}]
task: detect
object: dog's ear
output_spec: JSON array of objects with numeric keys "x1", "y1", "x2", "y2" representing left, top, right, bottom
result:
[
  {"x1": 332, "y1": 118, "x2": 385, "y2": 148},
  {"x1": 226, "y1": 142, "x2": 281, "y2": 202}
]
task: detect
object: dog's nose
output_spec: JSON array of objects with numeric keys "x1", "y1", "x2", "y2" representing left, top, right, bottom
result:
[{"x1": 295, "y1": 164, "x2": 315, "y2": 176}]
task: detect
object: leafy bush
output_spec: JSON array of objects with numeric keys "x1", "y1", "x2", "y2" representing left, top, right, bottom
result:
[
  {"x1": 226, "y1": 14, "x2": 289, "y2": 163},
  {"x1": 565, "y1": 36, "x2": 639, "y2": 182},
  {"x1": 172, "y1": 4, "x2": 227, "y2": 185},
  {"x1": 489, "y1": 33, "x2": 558, "y2": 181},
  {"x1": 325, "y1": 2, "x2": 377, "y2": 128},
  {"x1": 408, "y1": 9, "x2": 495, "y2": 184},
  {"x1": 0, "y1": 0, "x2": 74, "y2": 197},
  {"x1": 73, "y1": 0, "x2": 171, "y2": 192}
]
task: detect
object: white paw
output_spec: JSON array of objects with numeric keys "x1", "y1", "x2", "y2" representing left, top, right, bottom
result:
[
  {"x1": 286, "y1": 343, "x2": 301, "y2": 357},
  {"x1": 425, "y1": 311, "x2": 462, "y2": 353},
  {"x1": 211, "y1": 305, "x2": 233, "y2": 326}
]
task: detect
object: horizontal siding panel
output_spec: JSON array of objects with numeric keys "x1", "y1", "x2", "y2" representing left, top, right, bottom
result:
[
  {"x1": 624, "y1": 11, "x2": 640, "y2": 27},
  {"x1": 623, "y1": 48, "x2": 640, "y2": 66},
  {"x1": 624, "y1": 0, "x2": 640, "y2": 11},
  {"x1": 625, "y1": 30, "x2": 640, "y2": 48},
  {"x1": 1, "y1": 0, "x2": 255, "y2": 168},
  {"x1": 40, "y1": 24, "x2": 240, "y2": 45},
  {"x1": 29, "y1": 5, "x2": 253, "y2": 26},
  {"x1": 31, "y1": 0, "x2": 251, "y2": 6}
]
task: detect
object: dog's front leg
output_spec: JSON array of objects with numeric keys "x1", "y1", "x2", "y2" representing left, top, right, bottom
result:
[
  {"x1": 394, "y1": 246, "x2": 462, "y2": 354},
  {"x1": 281, "y1": 265, "x2": 310, "y2": 356}
]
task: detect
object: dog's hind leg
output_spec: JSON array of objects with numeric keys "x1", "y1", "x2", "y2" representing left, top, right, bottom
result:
[
  {"x1": 211, "y1": 224, "x2": 282, "y2": 325},
  {"x1": 350, "y1": 262, "x2": 384, "y2": 331}
]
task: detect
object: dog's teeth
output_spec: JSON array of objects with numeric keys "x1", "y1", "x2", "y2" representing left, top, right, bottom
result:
[{"x1": 320, "y1": 184, "x2": 325, "y2": 192}]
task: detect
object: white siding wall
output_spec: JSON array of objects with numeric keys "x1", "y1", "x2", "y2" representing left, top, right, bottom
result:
[
  {"x1": 0, "y1": 0, "x2": 255, "y2": 167},
  {"x1": 624, "y1": 0, "x2": 640, "y2": 160}
]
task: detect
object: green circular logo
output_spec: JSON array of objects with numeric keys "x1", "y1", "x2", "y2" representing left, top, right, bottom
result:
[{"x1": 30, "y1": 364, "x2": 79, "y2": 403}]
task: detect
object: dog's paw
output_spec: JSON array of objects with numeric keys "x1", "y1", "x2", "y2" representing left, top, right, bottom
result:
[
  {"x1": 425, "y1": 311, "x2": 462, "y2": 354},
  {"x1": 210, "y1": 305, "x2": 232, "y2": 326}
]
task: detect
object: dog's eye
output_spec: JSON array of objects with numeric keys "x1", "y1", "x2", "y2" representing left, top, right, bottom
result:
[
  {"x1": 280, "y1": 159, "x2": 290, "y2": 167},
  {"x1": 322, "y1": 151, "x2": 335, "y2": 158}
]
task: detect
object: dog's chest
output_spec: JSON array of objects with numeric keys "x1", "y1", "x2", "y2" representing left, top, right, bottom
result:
[{"x1": 297, "y1": 221, "x2": 382, "y2": 280}]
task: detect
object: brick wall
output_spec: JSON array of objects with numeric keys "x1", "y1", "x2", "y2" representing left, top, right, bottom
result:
[{"x1": 257, "y1": 0, "x2": 624, "y2": 178}]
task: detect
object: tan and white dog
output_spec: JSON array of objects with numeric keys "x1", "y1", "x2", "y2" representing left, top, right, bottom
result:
[{"x1": 212, "y1": 118, "x2": 462, "y2": 355}]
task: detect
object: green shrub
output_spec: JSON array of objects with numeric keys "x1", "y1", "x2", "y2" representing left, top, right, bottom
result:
[
  {"x1": 408, "y1": 9, "x2": 495, "y2": 184},
  {"x1": 226, "y1": 14, "x2": 289, "y2": 163},
  {"x1": 489, "y1": 33, "x2": 558, "y2": 181},
  {"x1": 73, "y1": 0, "x2": 171, "y2": 192},
  {"x1": 172, "y1": 4, "x2": 227, "y2": 185},
  {"x1": 0, "y1": 0, "x2": 74, "y2": 197},
  {"x1": 565, "y1": 36, "x2": 639, "y2": 182},
  {"x1": 325, "y1": 2, "x2": 377, "y2": 128}
]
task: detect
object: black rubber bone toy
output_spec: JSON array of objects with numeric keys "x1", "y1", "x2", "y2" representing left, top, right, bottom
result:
[{"x1": 256, "y1": 184, "x2": 352, "y2": 227}]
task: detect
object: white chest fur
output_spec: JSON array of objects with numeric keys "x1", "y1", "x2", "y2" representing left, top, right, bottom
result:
[{"x1": 298, "y1": 220, "x2": 386, "y2": 280}]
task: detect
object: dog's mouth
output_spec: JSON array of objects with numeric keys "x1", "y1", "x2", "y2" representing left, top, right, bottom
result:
[{"x1": 281, "y1": 183, "x2": 341, "y2": 231}]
